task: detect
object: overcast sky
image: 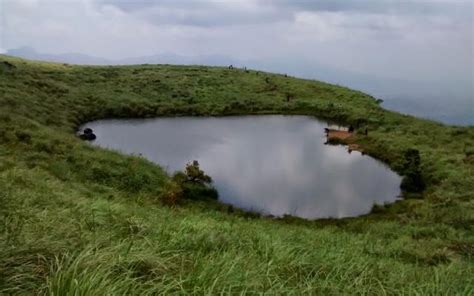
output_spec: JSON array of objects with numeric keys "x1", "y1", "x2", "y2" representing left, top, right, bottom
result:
[{"x1": 1, "y1": 0, "x2": 473, "y2": 123}]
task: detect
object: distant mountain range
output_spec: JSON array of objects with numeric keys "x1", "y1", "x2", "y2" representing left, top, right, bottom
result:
[
  {"x1": 7, "y1": 47, "x2": 112, "y2": 65},
  {"x1": 6, "y1": 46, "x2": 240, "y2": 67}
]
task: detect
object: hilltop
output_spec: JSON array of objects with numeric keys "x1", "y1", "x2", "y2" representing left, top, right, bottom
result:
[{"x1": 0, "y1": 55, "x2": 473, "y2": 294}]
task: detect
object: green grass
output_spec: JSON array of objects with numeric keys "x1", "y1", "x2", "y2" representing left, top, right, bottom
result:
[{"x1": 0, "y1": 55, "x2": 473, "y2": 294}]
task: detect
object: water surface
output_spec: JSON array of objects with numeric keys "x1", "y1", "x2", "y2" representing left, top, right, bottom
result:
[{"x1": 83, "y1": 116, "x2": 401, "y2": 219}]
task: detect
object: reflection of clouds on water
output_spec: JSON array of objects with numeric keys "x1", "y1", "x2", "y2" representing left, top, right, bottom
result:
[
  {"x1": 86, "y1": 117, "x2": 226, "y2": 172},
  {"x1": 85, "y1": 116, "x2": 401, "y2": 219}
]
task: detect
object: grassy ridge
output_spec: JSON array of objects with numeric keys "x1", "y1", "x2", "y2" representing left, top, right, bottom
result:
[{"x1": 0, "y1": 55, "x2": 473, "y2": 294}]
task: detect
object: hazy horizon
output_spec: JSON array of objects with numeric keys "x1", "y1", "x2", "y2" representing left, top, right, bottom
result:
[{"x1": 1, "y1": 0, "x2": 472, "y2": 125}]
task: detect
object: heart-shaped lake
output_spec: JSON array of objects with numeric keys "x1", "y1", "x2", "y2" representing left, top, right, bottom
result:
[{"x1": 82, "y1": 115, "x2": 401, "y2": 219}]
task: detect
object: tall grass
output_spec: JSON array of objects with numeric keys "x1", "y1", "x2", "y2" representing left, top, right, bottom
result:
[{"x1": 0, "y1": 55, "x2": 473, "y2": 294}]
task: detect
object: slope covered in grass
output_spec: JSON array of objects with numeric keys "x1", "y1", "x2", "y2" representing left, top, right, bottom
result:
[{"x1": 0, "y1": 55, "x2": 473, "y2": 294}]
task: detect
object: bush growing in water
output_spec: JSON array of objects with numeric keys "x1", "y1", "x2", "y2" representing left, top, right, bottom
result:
[
  {"x1": 400, "y1": 149, "x2": 425, "y2": 193},
  {"x1": 160, "y1": 160, "x2": 218, "y2": 205}
]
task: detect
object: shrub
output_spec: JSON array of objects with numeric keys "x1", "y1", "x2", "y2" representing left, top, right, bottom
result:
[
  {"x1": 15, "y1": 131, "x2": 32, "y2": 143},
  {"x1": 160, "y1": 180, "x2": 184, "y2": 206},
  {"x1": 184, "y1": 160, "x2": 212, "y2": 185},
  {"x1": 325, "y1": 137, "x2": 346, "y2": 145},
  {"x1": 181, "y1": 182, "x2": 218, "y2": 201},
  {"x1": 400, "y1": 149, "x2": 425, "y2": 192},
  {"x1": 163, "y1": 161, "x2": 218, "y2": 203}
]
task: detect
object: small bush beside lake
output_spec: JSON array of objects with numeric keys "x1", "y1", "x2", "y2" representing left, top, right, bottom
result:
[{"x1": 161, "y1": 161, "x2": 218, "y2": 205}]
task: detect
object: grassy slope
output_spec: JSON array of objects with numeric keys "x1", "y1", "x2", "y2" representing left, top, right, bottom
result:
[{"x1": 0, "y1": 55, "x2": 473, "y2": 294}]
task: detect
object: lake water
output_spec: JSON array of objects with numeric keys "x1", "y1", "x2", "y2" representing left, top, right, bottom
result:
[{"x1": 82, "y1": 116, "x2": 401, "y2": 219}]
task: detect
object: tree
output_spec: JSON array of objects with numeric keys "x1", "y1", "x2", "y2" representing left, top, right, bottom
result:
[
  {"x1": 184, "y1": 160, "x2": 212, "y2": 185},
  {"x1": 160, "y1": 160, "x2": 218, "y2": 204}
]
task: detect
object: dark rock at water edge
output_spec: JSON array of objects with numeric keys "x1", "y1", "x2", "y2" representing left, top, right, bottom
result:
[{"x1": 79, "y1": 128, "x2": 96, "y2": 141}]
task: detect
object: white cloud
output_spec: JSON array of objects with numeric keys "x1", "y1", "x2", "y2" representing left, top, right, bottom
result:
[
  {"x1": 1, "y1": 0, "x2": 472, "y2": 94},
  {"x1": 0, "y1": 0, "x2": 471, "y2": 124}
]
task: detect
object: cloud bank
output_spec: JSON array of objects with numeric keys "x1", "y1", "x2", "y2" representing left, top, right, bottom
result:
[{"x1": 2, "y1": 0, "x2": 471, "y2": 78}]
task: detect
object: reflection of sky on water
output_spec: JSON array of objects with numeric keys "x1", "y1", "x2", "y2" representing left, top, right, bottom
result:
[{"x1": 84, "y1": 116, "x2": 401, "y2": 219}]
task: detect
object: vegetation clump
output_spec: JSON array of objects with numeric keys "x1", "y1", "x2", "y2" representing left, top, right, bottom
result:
[
  {"x1": 184, "y1": 160, "x2": 213, "y2": 185},
  {"x1": 159, "y1": 179, "x2": 185, "y2": 206},
  {"x1": 400, "y1": 148, "x2": 425, "y2": 193},
  {"x1": 161, "y1": 160, "x2": 218, "y2": 205}
]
